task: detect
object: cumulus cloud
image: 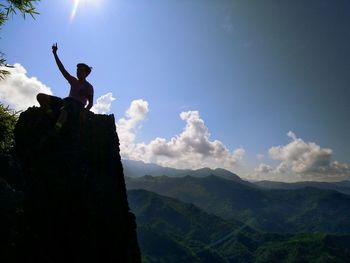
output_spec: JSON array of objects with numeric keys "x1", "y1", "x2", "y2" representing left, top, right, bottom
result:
[
  {"x1": 145, "y1": 111, "x2": 245, "y2": 170},
  {"x1": 91, "y1": 92, "x2": 115, "y2": 114},
  {"x1": 269, "y1": 131, "x2": 334, "y2": 174},
  {"x1": 254, "y1": 131, "x2": 350, "y2": 181},
  {"x1": 254, "y1": 163, "x2": 274, "y2": 174},
  {"x1": 0, "y1": 63, "x2": 52, "y2": 111},
  {"x1": 117, "y1": 104, "x2": 244, "y2": 171},
  {"x1": 116, "y1": 99, "x2": 150, "y2": 158}
]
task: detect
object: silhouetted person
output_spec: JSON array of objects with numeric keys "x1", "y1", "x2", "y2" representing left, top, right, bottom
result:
[{"x1": 37, "y1": 43, "x2": 94, "y2": 130}]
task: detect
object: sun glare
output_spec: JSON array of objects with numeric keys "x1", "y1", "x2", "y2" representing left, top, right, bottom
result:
[
  {"x1": 70, "y1": 0, "x2": 80, "y2": 21},
  {"x1": 70, "y1": 0, "x2": 102, "y2": 21}
]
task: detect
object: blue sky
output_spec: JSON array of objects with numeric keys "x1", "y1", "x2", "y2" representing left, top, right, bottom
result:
[{"x1": 1, "y1": 0, "x2": 349, "y2": 181}]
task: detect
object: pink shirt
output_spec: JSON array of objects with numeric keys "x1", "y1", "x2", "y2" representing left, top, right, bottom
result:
[{"x1": 67, "y1": 77, "x2": 93, "y2": 106}]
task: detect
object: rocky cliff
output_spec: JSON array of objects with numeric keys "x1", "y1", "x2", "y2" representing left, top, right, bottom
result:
[{"x1": 1, "y1": 105, "x2": 141, "y2": 262}]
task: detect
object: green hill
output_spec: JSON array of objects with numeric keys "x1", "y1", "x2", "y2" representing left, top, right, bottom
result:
[
  {"x1": 128, "y1": 189, "x2": 350, "y2": 263},
  {"x1": 128, "y1": 189, "x2": 261, "y2": 263},
  {"x1": 255, "y1": 233, "x2": 350, "y2": 263},
  {"x1": 126, "y1": 175, "x2": 350, "y2": 234}
]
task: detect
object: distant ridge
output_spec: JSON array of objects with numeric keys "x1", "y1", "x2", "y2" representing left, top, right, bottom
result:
[
  {"x1": 126, "y1": 174, "x2": 350, "y2": 234},
  {"x1": 254, "y1": 180, "x2": 350, "y2": 195},
  {"x1": 122, "y1": 159, "x2": 244, "y2": 182}
]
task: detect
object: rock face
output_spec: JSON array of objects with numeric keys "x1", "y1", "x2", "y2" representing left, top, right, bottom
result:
[{"x1": 13, "y1": 105, "x2": 141, "y2": 262}]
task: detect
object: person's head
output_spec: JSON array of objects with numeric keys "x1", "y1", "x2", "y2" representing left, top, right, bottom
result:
[{"x1": 76, "y1": 63, "x2": 92, "y2": 80}]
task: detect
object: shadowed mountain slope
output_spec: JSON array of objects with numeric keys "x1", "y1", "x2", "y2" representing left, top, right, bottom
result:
[
  {"x1": 128, "y1": 189, "x2": 350, "y2": 263},
  {"x1": 126, "y1": 175, "x2": 350, "y2": 234}
]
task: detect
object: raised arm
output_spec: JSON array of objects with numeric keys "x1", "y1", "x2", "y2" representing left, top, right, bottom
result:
[{"x1": 52, "y1": 43, "x2": 74, "y2": 82}]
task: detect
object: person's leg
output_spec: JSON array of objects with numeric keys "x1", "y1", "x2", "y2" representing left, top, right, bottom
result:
[
  {"x1": 37, "y1": 93, "x2": 62, "y2": 114},
  {"x1": 55, "y1": 107, "x2": 68, "y2": 130},
  {"x1": 55, "y1": 98, "x2": 84, "y2": 130},
  {"x1": 37, "y1": 93, "x2": 52, "y2": 112}
]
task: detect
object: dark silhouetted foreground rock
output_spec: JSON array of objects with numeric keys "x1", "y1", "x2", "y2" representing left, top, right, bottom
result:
[{"x1": 11, "y1": 105, "x2": 141, "y2": 263}]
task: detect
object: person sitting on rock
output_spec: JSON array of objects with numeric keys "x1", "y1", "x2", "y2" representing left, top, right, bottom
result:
[{"x1": 37, "y1": 43, "x2": 94, "y2": 130}]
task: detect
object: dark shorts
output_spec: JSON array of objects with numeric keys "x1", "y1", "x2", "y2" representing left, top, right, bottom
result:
[
  {"x1": 37, "y1": 93, "x2": 84, "y2": 120},
  {"x1": 37, "y1": 93, "x2": 62, "y2": 111},
  {"x1": 62, "y1": 97, "x2": 84, "y2": 113}
]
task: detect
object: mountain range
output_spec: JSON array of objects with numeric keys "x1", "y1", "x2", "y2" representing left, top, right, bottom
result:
[
  {"x1": 122, "y1": 159, "x2": 244, "y2": 182},
  {"x1": 255, "y1": 180, "x2": 350, "y2": 195},
  {"x1": 128, "y1": 189, "x2": 350, "y2": 263},
  {"x1": 122, "y1": 159, "x2": 350, "y2": 193},
  {"x1": 123, "y1": 160, "x2": 350, "y2": 261},
  {"x1": 126, "y1": 173, "x2": 350, "y2": 234}
]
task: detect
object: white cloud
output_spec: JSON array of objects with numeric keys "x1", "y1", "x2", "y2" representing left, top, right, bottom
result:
[
  {"x1": 116, "y1": 99, "x2": 150, "y2": 158},
  {"x1": 0, "y1": 63, "x2": 52, "y2": 111},
  {"x1": 269, "y1": 131, "x2": 333, "y2": 174},
  {"x1": 117, "y1": 104, "x2": 245, "y2": 171},
  {"x1": 254, "y1": 163, "x2": 273, "y2": 174},
  {"x1": 91, "y1": 92, "x2": 115, "y2": 114},
  {"x1": 254, "y1": 131, "x2": 350, "y2": 181}
]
